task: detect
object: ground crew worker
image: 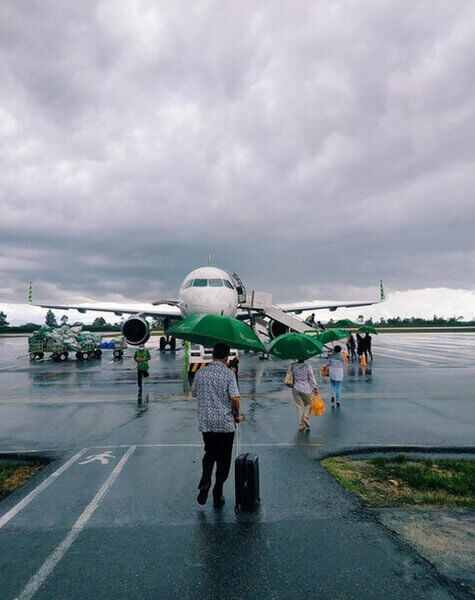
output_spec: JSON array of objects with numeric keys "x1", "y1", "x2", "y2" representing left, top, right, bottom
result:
[
  {"x1": 305, "y1": 313, "x2": 316, "y2": 327},
  {"x1": 134, "y1": 343, "x2": 151, "y2": 392}
]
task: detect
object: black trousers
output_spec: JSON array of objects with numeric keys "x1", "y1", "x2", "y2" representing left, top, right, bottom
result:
[
  {"x1": 137, "y1": 370, "x2": 149, "y2": 389},
  {"x1": 199, "y1": 431, "x2": 235, "y2": 497}
]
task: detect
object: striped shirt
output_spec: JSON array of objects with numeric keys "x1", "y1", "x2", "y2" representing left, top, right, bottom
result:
[{"x1": 291, "y1": 362, "x2": 317, "y2": 394}]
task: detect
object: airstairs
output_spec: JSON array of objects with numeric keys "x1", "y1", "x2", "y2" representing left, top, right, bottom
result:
[
  {"x1": 261, "y1": 305, "x2": 313, "y2": 333},
  {"x1": 240, "y1": 291, "x2": 317, "y2": 337}
]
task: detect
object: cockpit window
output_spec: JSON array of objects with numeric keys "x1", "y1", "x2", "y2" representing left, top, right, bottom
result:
[
  {"x1": 193, "y1": 279, "x2": 207, "y2": 287},
  {"x1": 223, "y1": 280, "x2": 234, "y2": 289},
  {"x1": 209, "y1": 279, "x2": 223, "y2": 287},
  {"x1": 183, "y1": 279, "x2": 193, "y2": 289}
]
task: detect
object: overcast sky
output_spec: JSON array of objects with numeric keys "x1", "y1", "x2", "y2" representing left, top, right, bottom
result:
[{"x1": 1, "y1": 0, "x2": 474, "y2": 313}]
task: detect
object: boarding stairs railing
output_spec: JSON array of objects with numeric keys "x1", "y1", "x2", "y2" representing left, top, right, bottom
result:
[{"x1": 241, "y1": 290, "x2": 315, "y2": 334}]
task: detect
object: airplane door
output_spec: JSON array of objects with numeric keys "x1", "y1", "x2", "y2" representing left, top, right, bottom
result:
[{"x1": 232, "y1": 272, "x2": 247, "y2": 304}]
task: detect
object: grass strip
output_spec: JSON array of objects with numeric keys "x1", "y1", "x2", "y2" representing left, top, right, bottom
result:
[
  {"x1": 322, "y1": 455, "x2": 475, "y2": 508},
  {"x1": 0, "y1": 462, "x2": 44, "y2": 501}
]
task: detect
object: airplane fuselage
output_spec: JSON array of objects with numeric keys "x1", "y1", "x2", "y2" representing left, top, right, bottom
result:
[{"x1": 178, "y1": 267, "x2": 239, "y2": 318}]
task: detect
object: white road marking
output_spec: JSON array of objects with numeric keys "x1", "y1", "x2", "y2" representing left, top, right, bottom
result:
[
  {"x1": 15, "y1": 445, "x2": 136, "y2": 600},
  {"x1": 0, "y1": 448, "x2": 87, "y2": 530},
  {"x1": 79, "y1": 451, "x2": 116, "y2": 465}
]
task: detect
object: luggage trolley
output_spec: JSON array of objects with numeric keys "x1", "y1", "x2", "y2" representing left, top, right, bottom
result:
[{"x1": 28, "y1": 339, "x2": 70, "y2": 362}]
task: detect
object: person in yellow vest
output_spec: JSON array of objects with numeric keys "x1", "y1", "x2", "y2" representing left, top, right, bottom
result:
[{"x1": 134, "y1": 343, "x2": 151, "y2": 392}]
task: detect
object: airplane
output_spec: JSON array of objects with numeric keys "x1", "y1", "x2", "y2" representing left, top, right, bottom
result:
[{"x1": 28, "y1": 266, "x2": 385, "y2": 350}]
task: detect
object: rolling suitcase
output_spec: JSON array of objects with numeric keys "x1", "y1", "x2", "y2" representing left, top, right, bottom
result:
[{"x1": 234, "y1": 426, "x2": 260, "y2": 511}]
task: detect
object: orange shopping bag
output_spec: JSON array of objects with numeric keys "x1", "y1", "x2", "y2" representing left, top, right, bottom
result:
[{"x1": 311, "y1": 393, "x2": 326, "y2": 417}]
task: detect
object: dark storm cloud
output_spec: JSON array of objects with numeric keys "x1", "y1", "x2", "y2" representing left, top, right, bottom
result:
[{"x1": 1, "y1": 0, "x2": 474, "y2": 304}]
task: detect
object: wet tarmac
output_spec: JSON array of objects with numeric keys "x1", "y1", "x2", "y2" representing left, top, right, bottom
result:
[{"x1": 0, "y1": 333, "x2": 474, "y2": 599}]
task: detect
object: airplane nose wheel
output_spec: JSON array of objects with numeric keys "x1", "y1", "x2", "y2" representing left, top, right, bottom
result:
[{"x1": 159, "y1": 335, "x2": 176, "y2": 351}]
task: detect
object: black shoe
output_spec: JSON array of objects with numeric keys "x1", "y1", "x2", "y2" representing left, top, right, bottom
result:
[
  {"x1": 197, "y1": 487, "x2": 209, "y2": 505},
  {"x1": 331, "y1": 396, "x2": 335, "y2": 404},
  {"x1": 336, "y1": 401, "x2": 340, "y2": 408},
  {"x1": 213, "y1": 496, "x2": 225, "y2": 509}
]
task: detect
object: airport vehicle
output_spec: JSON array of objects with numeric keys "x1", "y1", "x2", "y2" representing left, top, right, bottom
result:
[
  {"x1": 187, "y1": 343, "x2": 238, "y2": 381},
  {"x1": 28, "y1": 268, "x2": 384, "y2": 349},
  {"x1": 100, "y1": 337, "x2": 128, "y2": 359}
]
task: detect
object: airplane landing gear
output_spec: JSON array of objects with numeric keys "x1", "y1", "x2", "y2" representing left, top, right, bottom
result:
[{"x1": 159, "y1": 335, "x2": 176, "y2": 351}]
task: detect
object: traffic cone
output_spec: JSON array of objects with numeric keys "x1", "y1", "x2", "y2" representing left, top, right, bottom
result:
[{"x1": 360, "y1": 354, "x2": 367, "y2": 367}]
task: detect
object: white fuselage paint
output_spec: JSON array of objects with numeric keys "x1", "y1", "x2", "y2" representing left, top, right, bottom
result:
[{"x1": 177, "y1": 266, "x2": 239, "y2": 318}]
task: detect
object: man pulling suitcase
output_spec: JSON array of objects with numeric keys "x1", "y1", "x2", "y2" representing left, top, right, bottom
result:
[{"x1": 192, "y1": 343, "x2": 243, "y2": 509}]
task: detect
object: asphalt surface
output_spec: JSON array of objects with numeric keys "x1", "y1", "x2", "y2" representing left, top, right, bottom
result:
[{"x1": 0, "y1": 333, "x2": 474, "y2": 599}]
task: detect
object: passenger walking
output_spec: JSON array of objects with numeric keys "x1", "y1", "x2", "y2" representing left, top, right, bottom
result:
[
  {"x1": 347, "y1": 333, "x2": 356, "y2": 360},
  {"x1": 134, "y1": 343, "x2": 151, "y2": 393},
  {"x1": 325, "y1": 345, "x2": 344, "y2": 407},
  {"x1": 288, "y1": 360, "x2": 319, "y2": 431},
  {"x1": 356, "y1": 333, "x2": 364, "y2": 357},
  {"x1": 364, "y1": 333, "x2": 373, "y2": 361},
  {"x1": 192, "y1": 343, "x2": 242, "y2": 508},
  {"x1": 228, "y1": 355, "x2": 240, "y2": 385}
]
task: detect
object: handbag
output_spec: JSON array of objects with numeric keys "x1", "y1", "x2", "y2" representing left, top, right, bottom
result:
[
  {"x1": 283, "y1": 366, "x2": 294, "y2": 388},
  {"x1": 311, "y1": 393, "x2": 326, "y2": 417},
  {"x1": 321, "y1": 366, "x2": 329, "y2": 377}
]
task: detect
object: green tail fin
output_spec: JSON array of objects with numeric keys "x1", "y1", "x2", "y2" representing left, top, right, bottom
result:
[{"x1": 27, "y1": 282, "x2": 33, "y2": 304}]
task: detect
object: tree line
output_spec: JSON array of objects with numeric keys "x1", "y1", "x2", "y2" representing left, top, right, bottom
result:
[
  {"x1": 329, "y1": 315, "x2": 475, "y2": 328},
  {"x1": 0, "y1": 310, "x2": 122, "y2": 333}
]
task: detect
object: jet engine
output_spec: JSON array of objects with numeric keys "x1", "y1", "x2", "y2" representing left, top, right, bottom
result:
[
  {"x1": 267, "y1": 319, "x2": 289, "y2": 340},
  {"x1": 121, "y1": 316, "x2": 150, "y2": 345}
]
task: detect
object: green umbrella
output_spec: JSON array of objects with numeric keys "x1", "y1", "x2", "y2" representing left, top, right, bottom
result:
[
  {"x1": 167, "y1": 313, "x2": 266, "y2": 352},
  {"x1": 358, "y1": 325, "x2": 378, "y2": 334},
  {"x1": 268, "y1": 332, "x2": 324, "y2": 360},
  {"x1": 333, "y1": 319, "x2": 355, "y2": 328},
  {"x1": 306, "y1": 328, "x2": 349, "y2": 345}
]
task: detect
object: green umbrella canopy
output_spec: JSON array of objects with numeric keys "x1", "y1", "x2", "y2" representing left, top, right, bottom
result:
[
  {"x1": 167, "y1": 313, "x2": 266, "y2": 352},
  {"x1": 358, "y1": 325, "x2": 378, "y2": 334},
  {"x1": 268, "y1": 332, "x2": 324, "y2": 360},
  {"x1": 306, "y1": 328, "x2": 349, "y2": 345},
  {"x1": 333, "y1": 319, "x2": 355, "y2": 328}
]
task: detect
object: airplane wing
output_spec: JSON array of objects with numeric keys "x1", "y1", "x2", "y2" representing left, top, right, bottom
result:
[
  {"x1": 31, "y1": 302, "x2": 182, "y2": 319},
  {"x1": 27, "y1": 284, "x2": 181, "y2": 319},
  {"x1": 279, "y1": 280, "x2": 386, "y2": 314}
]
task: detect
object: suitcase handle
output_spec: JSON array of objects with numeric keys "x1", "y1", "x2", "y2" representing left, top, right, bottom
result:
[{"x1": 235, "y1": 423, "x2": 241, "y2": 456}]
